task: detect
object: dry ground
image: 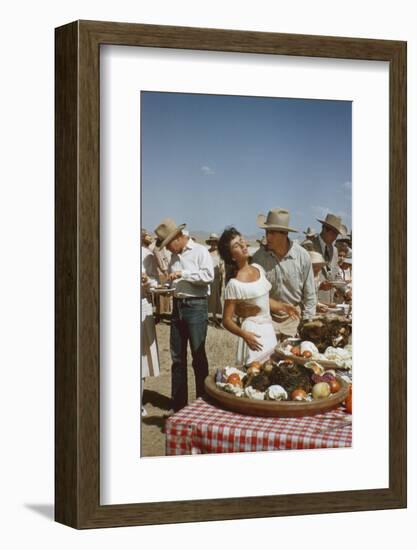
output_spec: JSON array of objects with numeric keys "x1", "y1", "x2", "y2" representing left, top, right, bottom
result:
[{"x1": 141, "y1": 320, "x2": 236, "y2": 457}]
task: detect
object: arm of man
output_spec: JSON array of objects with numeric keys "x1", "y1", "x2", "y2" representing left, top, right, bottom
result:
[
  {"x1": 270, "y1": 298, "x2": 300, "y2": 320},
  {"x1": 180, "y1": 246, "x2": 214, "y2": 285},
  {"x1": 301, "y1": 256, "x2": 317, "y2": 319}
]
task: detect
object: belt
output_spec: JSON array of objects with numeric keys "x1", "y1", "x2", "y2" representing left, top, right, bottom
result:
[{"x1": 174, "y1": 296, "x2": 207, "y2": 301}]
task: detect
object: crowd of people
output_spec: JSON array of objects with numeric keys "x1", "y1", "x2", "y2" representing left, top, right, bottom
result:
[{"x1": 141, "y1": 207, "x2": 352, "y2": 415}]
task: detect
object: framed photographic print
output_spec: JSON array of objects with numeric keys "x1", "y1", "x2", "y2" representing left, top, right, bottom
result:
[{"x1": 55, "y1": 20, "x2": 406, "y2": 528}]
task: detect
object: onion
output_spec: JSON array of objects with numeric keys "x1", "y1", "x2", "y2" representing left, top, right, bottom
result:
[
  {"x1": 329, "y1": 379, "x2": 341, "y2": 393},
  {"x1": 312, "y1": 382, "x2": 331, "y2": 399},
  {"x1": 291, "y1": 388, "x2": 308, "y2": 401}
]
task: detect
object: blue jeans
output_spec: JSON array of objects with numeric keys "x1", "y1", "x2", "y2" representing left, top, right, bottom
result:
[{"x1": 170, "y1": 298, "x2": 209, "y2": 411}]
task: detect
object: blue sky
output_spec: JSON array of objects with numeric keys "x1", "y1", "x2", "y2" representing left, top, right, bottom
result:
[{"x1": 141, "y1": 92, "x2": 351, "y2": 239}]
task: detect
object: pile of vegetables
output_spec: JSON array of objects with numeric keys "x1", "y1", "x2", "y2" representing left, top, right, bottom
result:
[{"x1": 215, "y1": 359, "x2": 344, "y2": 402}]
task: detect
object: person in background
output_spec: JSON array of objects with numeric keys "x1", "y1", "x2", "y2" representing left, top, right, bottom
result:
[
  {"x1": 154, "y1": 218, "x2": 214, "y2": 412},
  {"x1": 300, "y1": 238, "x2": 314, "y2": 251},
  {"x1": 141, "y1": 229, "x2": 161, "y2": 417},
  {"x1": 303, "y1": 226, "x2": 316, "y2": 240},
  {"x1": 308, "y1": 250, "x2": 331, "y2": 313},
  {"x1": 310, "y1": 213, "x2": 346, "y2": 304},
  {"x1": 335, "y1": 232, "x2": 352, "y2": 258},
  {"x1": 205, "y1": 233, "x2": 224, "y2": 328},
  {"x1": 152, "y1": 238, "x2": 172, "y2": 320},
  {"x1": 335, "y1": 255, "x2": 352, "y2": 303},
  {"x1": 252, "y1": 208, "x2": 316, "y2": 338},
  {"x1": 256, "y1": 235, "x2": 267, "y2": 251}
]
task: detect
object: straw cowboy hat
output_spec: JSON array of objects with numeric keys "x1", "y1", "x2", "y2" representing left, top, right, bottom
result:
[
  {"x1": 336, "y1": 229, "x2": 352, "y2": 243},
  {"x1": 256, "y1": 208, "x2": 298, "y2": 233},
  {"x1": 303, "y1": 226, "x2": 316, "y2": 238},
  {"x1": 256, "y1": 236, "x2": 267, "y2": 246},
  {"x1": 154, "y1": 218, "x2": 186, "y2": 249},
  {"x1": 141, "y1": 228, "x2": 153, "y2": 244},
  {"x1": 205, "y1": 232, "x2": 219, "y2": 244},
  {"x1": 308, "y1": 250, "x2": 327, "y2": 267},
  {"x1": 301, "y1": 238, "x2": 314, "y2": 251},
  {"x1": 316, "y1": 213, "x2": 347, "y2": 236}
]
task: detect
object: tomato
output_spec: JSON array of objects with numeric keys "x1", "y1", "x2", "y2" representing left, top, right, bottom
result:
[
  {"x1": 344, "y1": 385, "x2": 352, "y2": 413},
  {"x1": 227, "y1": 373, "x2": 243, "y2": 387},
  {"x1": 302, "y1": 350, "x2": 312, "y2": 358}
]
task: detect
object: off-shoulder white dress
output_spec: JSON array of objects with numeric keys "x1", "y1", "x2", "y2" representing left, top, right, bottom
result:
[{"x1": 224, "y1": 264, "x2": 277, "y2": 365}]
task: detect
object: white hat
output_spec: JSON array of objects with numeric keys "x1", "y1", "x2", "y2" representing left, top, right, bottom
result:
[{"x1": 309, "y1": 250, "x2": 326, "y2": 266}]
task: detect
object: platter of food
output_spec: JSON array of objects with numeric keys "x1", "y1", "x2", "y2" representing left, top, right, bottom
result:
[
  {"x1": 274, "y1": 340, "x2": 352, "y2": 370},
  {"x1": 328, "y1": 280, "x2": 348, "y2": 289},
  {"x1": 150, "y1": 286, "x2": 175, "y2": 294},
  {"x1": 298, "y1": 317, "x2": 352, "y2": 352},
  {"x1": 204, "y1": 359, "x2": 350, "y2": 417},
  {"x1": 325, "y1": 305, "x2": 349, "y2": 316}
]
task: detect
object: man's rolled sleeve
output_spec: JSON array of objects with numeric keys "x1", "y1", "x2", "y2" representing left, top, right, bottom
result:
[{"x1": 302, "y1": 260, "x2": 317, "y2": 319}]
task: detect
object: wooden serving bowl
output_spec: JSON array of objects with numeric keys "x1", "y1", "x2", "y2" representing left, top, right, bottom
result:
[{"x1": 204, "y1": 374, "x2": 349, "y2": 417}]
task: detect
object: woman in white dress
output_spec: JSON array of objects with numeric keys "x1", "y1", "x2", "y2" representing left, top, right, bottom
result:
[
  {"x1": 141, "y1": 230, "x2": 161, "y2": 415},
  {"x1": 218, "y1": 227, "x2": 299, "y2": 365}
]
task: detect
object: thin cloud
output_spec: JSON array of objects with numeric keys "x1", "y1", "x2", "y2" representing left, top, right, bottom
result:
[
  {"x1": 201, "y1": 165, "x2": 215, "y2": 176},
  {"x1": 342, "y1": 180, "x2": 352, "y2": 191}
]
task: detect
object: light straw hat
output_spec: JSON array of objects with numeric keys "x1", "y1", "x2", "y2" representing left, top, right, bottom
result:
[
  {"x1": 205, "y1": 232, "x2": 219, "y2": 244},
  {"x1": 316, "y1": 213, "x2": 347, "y2": 236},
  {"x1": 256, "y1": 208, "x2": 298, "y2": 233},
  {"x1": 309, "y1": 250, "x2": 327, "y2": 267},
  {"x1": 154, "y1": 218, "x2": 186, "y2": 249}
]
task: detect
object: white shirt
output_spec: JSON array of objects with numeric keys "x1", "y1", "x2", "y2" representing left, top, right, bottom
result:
[{"x1": 168, "y1": 238, "x2": 214, "y2": 298}]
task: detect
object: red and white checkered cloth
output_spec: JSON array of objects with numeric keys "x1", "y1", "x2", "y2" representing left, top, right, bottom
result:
[{"x1": 165, "y1": 398, "x2": 352, "y2": 455}]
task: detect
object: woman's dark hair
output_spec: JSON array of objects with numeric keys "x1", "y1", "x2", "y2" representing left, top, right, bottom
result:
[{"x1": 218, "y1": 226, "x2": 242, "y2": 281}]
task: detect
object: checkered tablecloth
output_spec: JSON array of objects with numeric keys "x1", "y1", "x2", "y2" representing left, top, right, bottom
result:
[{"x1": 165, "y1": 397, "x2": 352, "y2": 455}]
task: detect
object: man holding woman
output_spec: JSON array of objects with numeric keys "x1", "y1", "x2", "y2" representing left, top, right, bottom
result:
[{"x1": 252, "y1": 208, "x2": 317, "y2": 338}]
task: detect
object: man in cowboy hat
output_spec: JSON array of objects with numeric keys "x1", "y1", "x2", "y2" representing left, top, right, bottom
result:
[
  {"x1": 256, "y1": 236, "x2": 267, "y2": 250},
  {"x1": 252, "y1": 208, "x2": 316, "y2": 337},
  {"x1": 154, "y1": 218, "x2": 214, "y2": 412},
  {"x1": 310, "y1": 212, "x2": 347, "y2": 303},
  {"x1": 300, "y1": 226, "x2": 316, "y2": 251},
  {"x1": 205, "y1": 233, "x2": 224, "y2": 328},
  {"x1": 303, "y1": 226, "x2": 316, "y2": 239},
  {"x1": 335, "y1": 231, "x2": 352, "y2": 258}
]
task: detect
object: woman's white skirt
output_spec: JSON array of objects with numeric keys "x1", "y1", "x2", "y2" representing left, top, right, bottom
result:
[
  {"x1": 141, "y1": 297, "x2": 160, "y2": 378},
  {"x1": 236, "y1": 316, "x2": 277, "y2": 366}
]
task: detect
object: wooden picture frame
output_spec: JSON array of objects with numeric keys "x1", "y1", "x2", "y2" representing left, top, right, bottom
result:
[{"x1": 55, "y1": 20, "x2": 406, "y2": 528}]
